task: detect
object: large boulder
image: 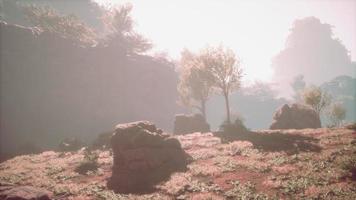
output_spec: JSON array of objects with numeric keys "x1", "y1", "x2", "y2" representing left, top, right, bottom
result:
[
  {"x1": 174, "y1": 114, "x2": 210, "y2": 135},
  {"x1": 0, "y1": 183, "x2": 52, "y2": 200},
  {"x1": 270, "y1": 104, "x2": 321, "y2": 130},
  {"x1": 107, "y1": 121, "x2": 189, "y2": 194}
]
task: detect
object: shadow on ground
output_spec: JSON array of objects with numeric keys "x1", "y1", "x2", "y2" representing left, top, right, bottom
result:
[{"x1": 214, "y1": 130, "x2": 322, "y2": 154}]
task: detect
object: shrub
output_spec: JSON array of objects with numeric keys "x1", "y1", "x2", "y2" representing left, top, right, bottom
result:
[
  {"x1": 339, "y1": 156, "x2": 356, "y2": 180},
  {"x1": 75, "y1": 149, "x2": 99, "y2": 175},
  {"x1": 327, "y1": 103, "x2": 346, "y2": 127},
  {"x1": 301, "y1": 86, "x2": 331, "y2": 116},
  {"x1": 220, "y1": 117, "x2": 248, "y2": 135}
]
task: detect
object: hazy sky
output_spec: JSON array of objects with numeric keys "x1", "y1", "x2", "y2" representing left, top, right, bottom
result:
[{"x1": 94, "y1": 0, "x2": 356, "y2": 83}]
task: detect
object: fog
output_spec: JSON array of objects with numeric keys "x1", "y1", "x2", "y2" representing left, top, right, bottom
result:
[{"x1": 0, "y1": 0, "x2": 355, "y2": 160}]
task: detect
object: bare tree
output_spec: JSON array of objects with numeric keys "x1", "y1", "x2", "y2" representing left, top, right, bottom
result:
[{"x1": 200, "y1": 46, "x2": 243, "y2": 124}]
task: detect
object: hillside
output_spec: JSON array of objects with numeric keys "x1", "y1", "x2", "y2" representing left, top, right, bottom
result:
[
  {"x1": 0, "y1": 21, "x2": 180, "y2": 156},
  {"x1": 1, "y1": 128, "x2": 355, "y2": 199}
]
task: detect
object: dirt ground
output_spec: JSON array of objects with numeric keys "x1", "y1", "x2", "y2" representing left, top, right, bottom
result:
[{"x1": 1, "y1": 128, "x2": 355, "y2": 199}]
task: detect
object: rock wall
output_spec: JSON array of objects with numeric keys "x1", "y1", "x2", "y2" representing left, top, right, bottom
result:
[{"x1": 0, "y1": 21, "x2": 180, "y2": 154}]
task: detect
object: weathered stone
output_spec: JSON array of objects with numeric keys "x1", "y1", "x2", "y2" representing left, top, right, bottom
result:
[
  {"x1": 0, "y1": 184, "x2": 52, "y2": 200},
  {"x1": 174, "y1": 114, "x2": 210, "y2": 135},
  {"x1": 270, "y1": 104, "x2": 321, "y2": 130},
  {"x1": 108, "y1": 121, "x2": 189, "y2": 194}
]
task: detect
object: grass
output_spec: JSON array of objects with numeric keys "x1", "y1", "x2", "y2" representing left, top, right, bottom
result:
[
  {"x1": 0, "y1": 127, "x2": 355, "y2": 199},
  {"x1": 224, "y1": 181, "x2": 272, "y2": 200},
  {"x1": 73, "y1": 149, "x2": 101, "y2": 175}
]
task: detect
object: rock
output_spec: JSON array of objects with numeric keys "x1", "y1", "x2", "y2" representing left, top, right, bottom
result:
[
  {"x1": 0, "y1": 184, "x2": 52, "y2": 200},
  {"x1": 58, "y1": 137, "x2": 83, "y2": 152},
  {"x1": 173, "y1": 114, "x2": 210, "y2": 135},
  {"x1": 1, "y1": 20, "x2": 180, "y2": 157},
  {"x1": 108, "y1": 121, "x2": 189, "y2": 194},
  {"x1": 270, "y1": 104, "x2": 321, "y2": 130}
]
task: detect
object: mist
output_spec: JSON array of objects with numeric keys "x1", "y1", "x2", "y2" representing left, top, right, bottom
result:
[{"x1": 0, "y1": 1, "x2": 355, "y2": 199}]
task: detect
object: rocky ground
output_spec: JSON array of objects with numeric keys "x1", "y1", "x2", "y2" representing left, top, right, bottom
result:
[{"x1": 0, "y1": 128, "x2": 355, "y2": 200}]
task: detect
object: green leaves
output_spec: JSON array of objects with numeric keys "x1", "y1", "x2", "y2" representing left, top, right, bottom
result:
[{"x1": 24, "y1": 5, "x2": 96, "y2": 46}]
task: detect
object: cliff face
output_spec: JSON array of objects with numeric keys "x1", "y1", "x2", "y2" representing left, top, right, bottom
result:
[{"x1": 0, "y1": 21, "x2": 180, "y2": 154}]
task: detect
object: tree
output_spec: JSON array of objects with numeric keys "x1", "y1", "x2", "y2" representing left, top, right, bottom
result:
[
  {"x1": 272, "y1": 17, "x2": 355, "y2": 97},
  {"x1": 24, "y1": 5, "x2": 96, "y2": 46},
  {"x1": 102, "y1": 4, "x2": 152, "y2": 55},
  {"x1": 178, "y1": 49, "x2": 213, "y2": 119},
  {"x1": 291, "y1": 74, "x2": 306, "y2": 101},
  {"x1": 302, "y1": 86, "x2": 331, "y2": 116},
  {"x1": 328, "y1": 103, "x2": 346, "y2": 127},
  {"x1": 200, "y1": 46, "x2": 243, "y2": 124}
]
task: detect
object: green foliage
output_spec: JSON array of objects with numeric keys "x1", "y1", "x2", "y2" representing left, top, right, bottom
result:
[
  {"x1": 200, "y1": 46, "x2": 243, "y2": 123},
  {"x1": 220, "y1": 116, "x2": 248, "y2": 135},
  {"x1": 102, "y1": 4, "x2": 152, "y2": 54},
  {"x1": 75, "y1": 149, "x2": 99, "y2": 175},
  {"x1": 24, "y1": 5, "x2": 96, "y2": 46},
  {"x1": 224, "y1": 181, "x2": 270, "y2": 200},
  {"x1": 178, "y1": 49, "x2": 214, "y2": 118},
  {"x1": 339, "y1": 156, "x2": 356, "y2": 178},
  {"x1": 327, "y1": 103, "x2": 346, "y2": 127},
  {"x1": 282, "y1": 176, "x2": 311, "y2": 194},
  {"x1": 178, "y1": 46, "x2": 243, "y2": 123},
  {"x1": 302, "y1": 86, "x2": 331, "y2": 115}
]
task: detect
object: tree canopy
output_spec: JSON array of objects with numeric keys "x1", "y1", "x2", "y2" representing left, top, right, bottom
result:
[
  {"x1": 178, "y1": 49, "x2": 214, "y2": 118},
  {"x1": 102, "y1": 4, "x2": 152, "y2": 55},
  {"x1": 200, "y1": 46, "x2": 243, "y2": 123},
  {"x1": 302, "y1": 86, "x2": 331, "y2": 116},
  {"x1": 24, "y1": 5, "x2": 96, "y2": 46}
]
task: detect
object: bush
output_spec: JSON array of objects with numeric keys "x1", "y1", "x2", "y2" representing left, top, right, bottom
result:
[
  {"x1": 75, "y1": 149, "x2": 99, "y2": 175},
  {"x1": 327, "y1": 103, "x2": 346, "y2": 127},
  {"x1": 220, "y1": 117, "x2": 248, "y2": 135},
  {"x1": 339, "y1": 156, "x2": 356, "y2": 180}
]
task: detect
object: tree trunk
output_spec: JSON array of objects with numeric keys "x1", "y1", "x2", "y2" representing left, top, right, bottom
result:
[
  {"x1": 201, "y1": 100, "x2": 207, "y2": 120},
  {"x1": 223, "y1": 91, "x2": 231, "y2": 124}
]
